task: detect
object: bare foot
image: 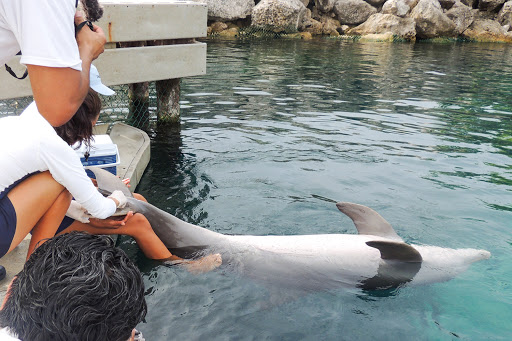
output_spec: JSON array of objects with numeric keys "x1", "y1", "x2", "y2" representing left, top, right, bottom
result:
[{"x1": 183, "y1": 253, "x2": 222, "y2": 274}]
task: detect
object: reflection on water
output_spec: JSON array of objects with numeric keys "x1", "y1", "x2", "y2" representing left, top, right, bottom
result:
[{"x1": 126, "y1": 40, "x2": 511, "y2": 340}]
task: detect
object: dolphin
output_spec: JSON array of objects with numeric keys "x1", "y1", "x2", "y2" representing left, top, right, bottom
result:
[{"x1": 90, "y1": 167, "x2": 491, "y2": 291}]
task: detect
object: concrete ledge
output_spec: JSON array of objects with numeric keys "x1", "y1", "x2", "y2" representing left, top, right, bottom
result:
[{"x1": 0, "y1": 43, "x2": 207, "y2": 100}]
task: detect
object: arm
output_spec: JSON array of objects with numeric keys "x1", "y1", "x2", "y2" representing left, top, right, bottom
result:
[{"x1": 27, "y1": 14, "x2": 106, "y2": 127}]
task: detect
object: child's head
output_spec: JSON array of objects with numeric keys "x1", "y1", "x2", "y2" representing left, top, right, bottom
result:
[{"x1": 54, "y1": 88, "x2": 102, "y2": 148}]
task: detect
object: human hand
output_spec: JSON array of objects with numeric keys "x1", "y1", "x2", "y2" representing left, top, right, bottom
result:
[
  {"x1": 66, "y1": 201, "x2": 90, "y2": 223},
  {"x1": 122, "y1": 178, "x2": 131, "y2": 188},
  {"x1": 108, "y1": 190, "x2": 127, "y2": 208},
  {"x1": 75, "y1": 12, "x2": 106, "y2": 61},
  {"x1": 88, "y1": 211, "x2": 134, "y2": 229}
]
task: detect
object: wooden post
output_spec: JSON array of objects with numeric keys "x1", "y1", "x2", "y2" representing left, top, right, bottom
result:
[
  {"x1": 128, "y1": 81, "x2": 150, "y2": 129},
  {"x1": 156, "y1": 78, "x2": 180, "y2": 125}
]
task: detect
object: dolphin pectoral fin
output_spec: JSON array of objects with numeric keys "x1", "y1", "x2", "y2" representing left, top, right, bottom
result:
[
  {"x1": 360, "y1": 241, "x2": 423, "y2": 290},
  {"x1": 366, "y1": 240, "x2": 422, "y2": 262},
  {"x1": 88, "y1": 167, "x2": 133, "y2": 198},
  {"x1": 336, "y1": 202, "x2": 402, "y2": 241}
]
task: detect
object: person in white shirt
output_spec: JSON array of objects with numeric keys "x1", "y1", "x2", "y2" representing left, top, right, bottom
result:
[
  {"x1": 0, "y1": 0, "x2": 106, "y2": 126},
  {"x1": 0, "y1": 66, "x2": 127, "y2": 260},
  {"x1": 0, "y1": 0, "x2": 106, "y2": 263}
]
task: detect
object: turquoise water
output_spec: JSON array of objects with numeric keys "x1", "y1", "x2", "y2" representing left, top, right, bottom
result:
[{"x1": 124, "y1": 40, "x2": 511, "y2": 340}]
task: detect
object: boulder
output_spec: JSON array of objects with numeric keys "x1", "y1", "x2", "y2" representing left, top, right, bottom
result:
[
  {"x1": 381, "y1": 0, "x2": 411, "y2": 17},
  {"x1": 304, "y1": 17, "x2": 325, "y2": 34},
  {"x1": 462, "y1": 18, "x2": 512, "y2": 41},
  {"x1": 314, "y1": 0, "x2": 337, "y2": 12},
  {"x1": 478, "y1": 0, "x2": 506, "y2": 12},
  {"x1": 192, "y1": 0, "x2": 254, "y2": 21},
  {"x1": 333, "y1": 0, "x2": 378, "y2": 25},
  {"x1": 252, "y1": 0, "x2": 307, "y2": 31},
  {"x1": 320, "y1": 15, "x2": 342, "y2": 35},
  {"x1": 210, "y1": 21, "x2": 229, "y2": 33},
  {"x1": 410, "y1": 0, "x2": 457, "y2": 38},
  {"x1": 498, "y1": 1, "x2": 512, "y2": 26},
  {"x1": 347, "y1": 13, "x2": 416, "y2": 39},
  {"x1": 446, "y1": 2, "x2": 475, "y2": 35}
]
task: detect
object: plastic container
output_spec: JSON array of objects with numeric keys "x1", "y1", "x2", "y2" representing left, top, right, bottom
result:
[{"x1": 73, "y1": 135, "x2": 120, "y2": 177}]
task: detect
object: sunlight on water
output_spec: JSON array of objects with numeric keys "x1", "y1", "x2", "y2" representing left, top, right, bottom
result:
[{"x1": 126, "y1": 40, "x2": 512, "y2": 340}]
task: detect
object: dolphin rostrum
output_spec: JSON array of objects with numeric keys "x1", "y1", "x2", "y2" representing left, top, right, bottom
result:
[{"x1": 90, "y1": 168, "x2": 491, "y2": 291}]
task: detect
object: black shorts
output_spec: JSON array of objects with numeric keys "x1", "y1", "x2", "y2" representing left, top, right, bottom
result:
[{"x1": 0, "y1": 195, "x2": 17, "y2": 258}]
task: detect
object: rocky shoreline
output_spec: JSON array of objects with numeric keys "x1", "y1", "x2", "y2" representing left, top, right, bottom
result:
[{"x1": 194, "y1": 0, "x2": 512, "y2": 42}]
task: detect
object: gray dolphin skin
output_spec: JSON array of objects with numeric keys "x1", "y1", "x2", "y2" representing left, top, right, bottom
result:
[{"x1": 90, "y1": 168, "x2": 491, "y2": 291}]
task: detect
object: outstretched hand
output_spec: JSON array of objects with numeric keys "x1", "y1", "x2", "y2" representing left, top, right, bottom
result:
[{"x1": 88, "y1": 211, "x2": 134, "y2": 229}]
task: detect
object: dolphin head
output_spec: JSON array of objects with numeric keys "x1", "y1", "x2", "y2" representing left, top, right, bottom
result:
[{"x1": 409, "y1": 245, "x2": 491, "y2": 285}]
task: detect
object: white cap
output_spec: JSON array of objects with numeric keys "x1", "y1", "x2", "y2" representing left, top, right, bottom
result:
[{"x1": 89, "y1": 64, "x2": 115, "y2": 96}]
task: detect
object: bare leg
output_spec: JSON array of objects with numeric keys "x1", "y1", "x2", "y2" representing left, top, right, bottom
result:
[
  {"x1": 58, "y1": 213, "x2": 222, "y2": 272},
  {"x1": 58, "y1": 213, "x2": 173, "y2": 260},
  {"x1": 6, "y1": 171, "x2": 71, "y2": 260}
]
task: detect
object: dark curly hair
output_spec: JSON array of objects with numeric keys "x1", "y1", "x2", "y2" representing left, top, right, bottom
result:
[
  {"x1": 55, "y1": 88, "x2": 101, "y2": 149},
  {"x1": 0, "y1": 232, "x2": 147, "y2": 341},
  {"x1": 81, "y1": 0, "x2": 104, "y2": 22}
]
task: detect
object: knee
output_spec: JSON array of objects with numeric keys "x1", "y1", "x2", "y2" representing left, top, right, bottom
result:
[
  {"x1": 56, "y1": 190, "x2": 72, "y2": 205},
  {"x1": 130, "y1": 213, "x2": 152, "y2": 230},
  {"x1": 133, "y1": 193, "x2": 148, "y2": 202}
]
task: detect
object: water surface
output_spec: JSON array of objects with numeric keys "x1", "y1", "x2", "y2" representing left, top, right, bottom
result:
[{"x1": 123, "y1": 40, "x2": 511, "y2": 340}]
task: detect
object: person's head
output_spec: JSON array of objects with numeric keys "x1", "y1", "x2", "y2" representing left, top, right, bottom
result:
[
  {"x1": 54, "y1": 88, "x2": 102, "y2": 148},
  {"x1": 0, "y1": 232, "x2": 147, "y2": 341}
]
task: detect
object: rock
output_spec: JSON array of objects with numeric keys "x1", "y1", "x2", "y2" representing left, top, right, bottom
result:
[
  {"x1": 314, "y1": 0, "x2": 337, "y2": 12},
  {"x1": 191, "y1": 0, "x2": 254, "y2": 21},
  {"x1": 300, "y1": 31, "x2": 314, "y2": 39},
  {"x1": 446, "y1": 2, "x2": 474, "y2": 35},
  {"x1": 333, "y1": 0, "x2": 378, "y2": 25},
  {"x1": 359, "y1": 32, "x2": 395, "y2": 41},
  {"x1": 405, "y1": 0, "x2": 420, "y2": 10},
  {"x1": 218, "y1": 27, "x2": 240, "y2": 37},
  {"x1": 252, "y1": 0, "x2": 307, "y2": 31},
  {"x1": 478, "y1": 0, "x2": 506, "y2": 12},
  {"x1": 321, "y1": 16, "x2": 342, "y2": 34},
  {"x1": 347, "y1": 13, "x2": 416, "y2": 39},
  {"x1": 497, "y1": 1, "x2": 512, "y2": 26},
  {"x1": 299, "y1": 0, "x2": 311, "y2": 6},
  {"x1": 462, "y1": 18, "x2": 512, "y2": 41},
  {"x1": 210, "y1": 21, "x2": 229, "y2": 33},
  {"x1": 304, "y1": 18, "x2": 325, "y2": 34},
  {"x1": 503, "y1": 24, "x2": 511, "y2": 31},
  {"x1": 410, "y1": 0, "x2": 456, "y2": 38},
  {"x1": 438, "y1": 0, "x2": 457, "y2": 9},
  {"x1": 381, "y1": 0, "x2": 411, "y2": 17},
  {"x1": 299, "y1": 8, "x2": 313, "y2": 29}
]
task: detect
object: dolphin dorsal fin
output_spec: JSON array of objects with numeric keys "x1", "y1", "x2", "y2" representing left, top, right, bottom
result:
[
  {"x1": 366, "y1": 241, "x2": 422, "y2": 262},
  {"x1": 336, "y1": 202, "x2": 402, "y2": 241},
  {"x1": 88, "y1": 167, "x2": 133, "y2": 198}
]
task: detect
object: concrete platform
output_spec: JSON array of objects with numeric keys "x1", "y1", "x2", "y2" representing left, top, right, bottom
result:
[{"x1": 0, "y1": 122, "x2": 150, "y2": 302}]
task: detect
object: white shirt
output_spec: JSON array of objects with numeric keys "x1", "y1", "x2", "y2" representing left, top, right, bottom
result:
[
  {"x1": 0, "y1": 328, "x2": 19, "y2": 341},
  {"x1": 0, "y1": 102, "x2": 116, "y2": 219},
  {"x1": 0, "y1": 0, "x2": 81, "y2": 70}
]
